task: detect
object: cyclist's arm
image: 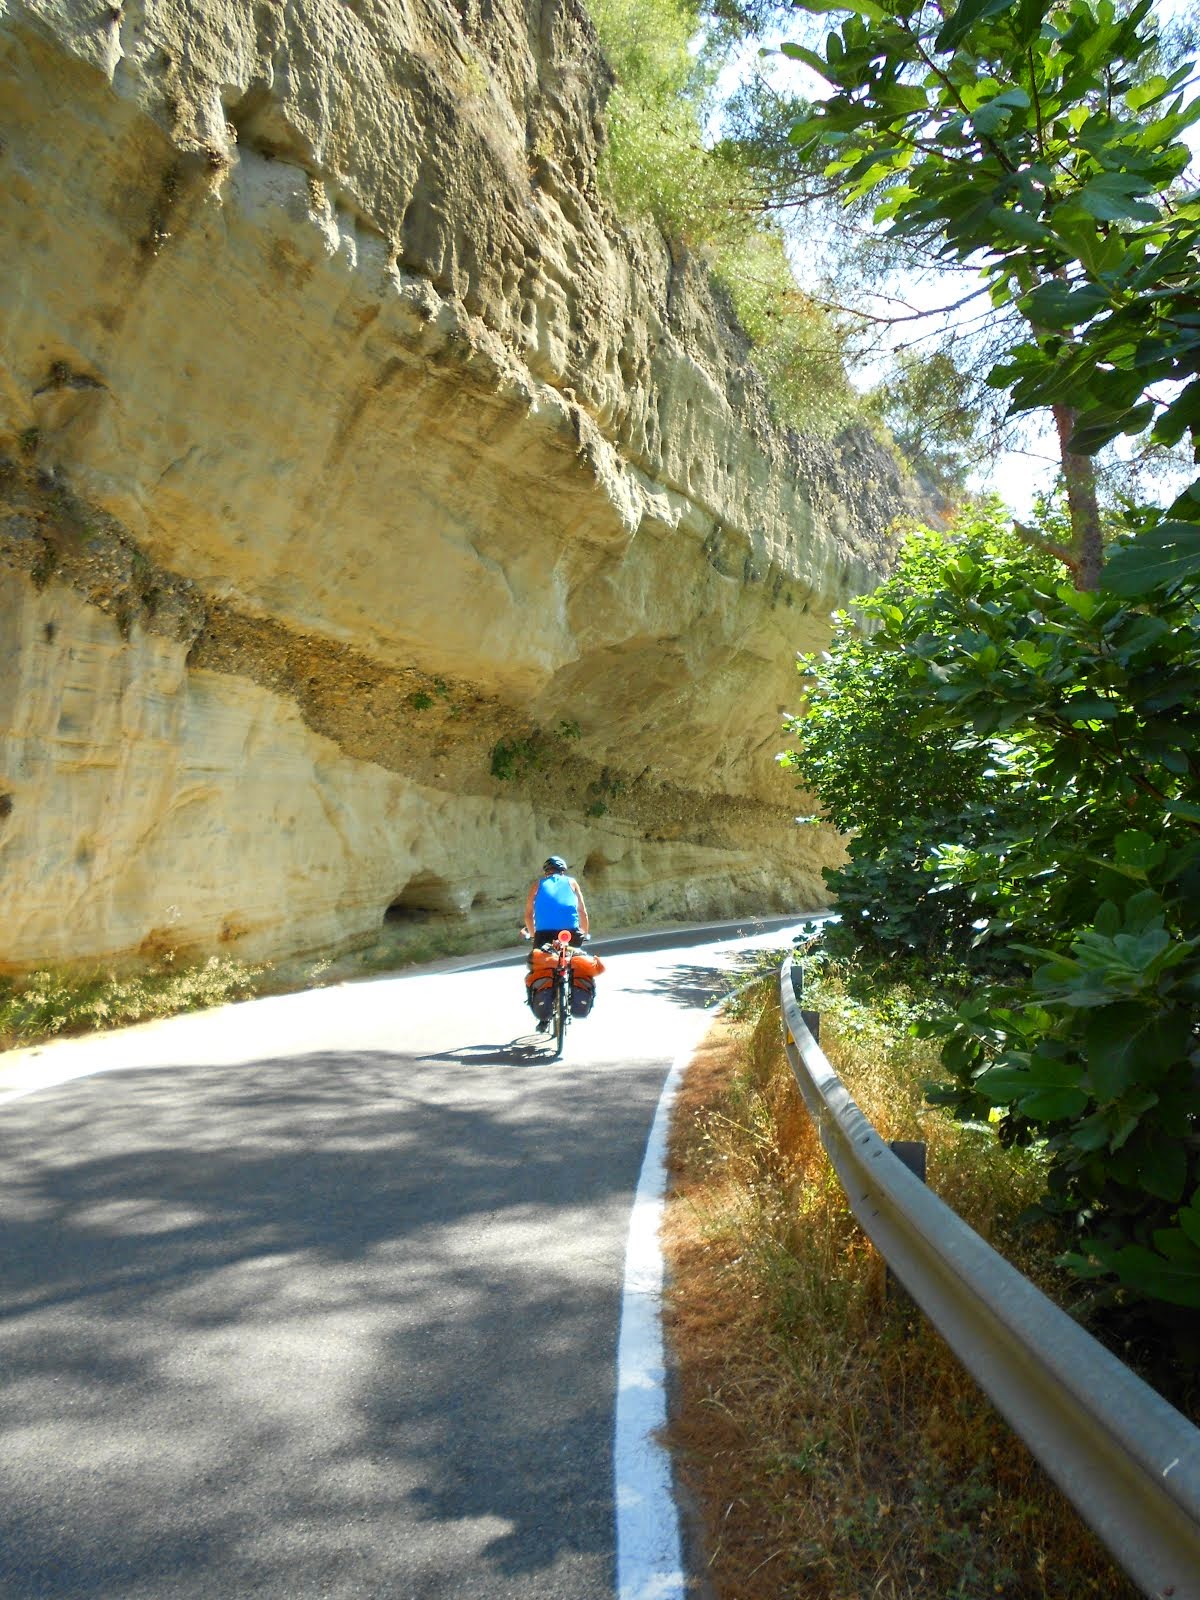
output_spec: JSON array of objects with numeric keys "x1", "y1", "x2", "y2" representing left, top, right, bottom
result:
[
  {"x1": 572, "y1": 879, "x2": 590, "y2": 936},
  {"x1": 523, "y1": 881, "x2": 538, "y2": 938}
]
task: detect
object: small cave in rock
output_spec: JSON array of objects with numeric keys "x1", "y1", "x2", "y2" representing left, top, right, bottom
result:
[
  {"x1": 384, "y1": 870, "x2": 459, "y2": 926},
  {"x1": 583, "y1": 850, "x2": 613, "y2": 878}
]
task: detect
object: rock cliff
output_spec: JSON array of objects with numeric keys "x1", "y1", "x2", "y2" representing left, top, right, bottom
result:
[{"x1": 0, "y1": 0, "x2": 916, "y2": 971}]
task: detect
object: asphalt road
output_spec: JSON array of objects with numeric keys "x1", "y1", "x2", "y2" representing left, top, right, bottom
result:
[{"x1": 0, "y1": 917, "x2": 810, "y2": 1600}]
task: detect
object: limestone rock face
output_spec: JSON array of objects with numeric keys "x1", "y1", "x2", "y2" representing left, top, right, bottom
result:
[{"x1": 0, "y1": 0, "x2": 915, "y2": 970}]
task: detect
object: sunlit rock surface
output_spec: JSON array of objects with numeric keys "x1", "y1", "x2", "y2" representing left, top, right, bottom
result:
[{"x1": 0, "y1": 0, "x2": 916, "y2": 969}]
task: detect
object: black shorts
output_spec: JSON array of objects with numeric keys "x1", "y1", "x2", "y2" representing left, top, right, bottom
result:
[{"x1": 533, "y1": 928, "x2": 583, "y2": 947}]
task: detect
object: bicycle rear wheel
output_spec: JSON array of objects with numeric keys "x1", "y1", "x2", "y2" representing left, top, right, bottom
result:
[{"x1": 553, "y1": 978, "x2": 568, "y2": 1056}]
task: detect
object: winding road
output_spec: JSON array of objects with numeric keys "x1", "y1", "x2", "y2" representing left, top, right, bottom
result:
[{"x1": 0, "y1": 918, "x2": 807, "y2": 1600}]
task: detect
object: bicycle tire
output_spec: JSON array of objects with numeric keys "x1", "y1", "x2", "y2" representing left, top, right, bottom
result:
[{"x1": 553, "y1": 975, "x2": 568, "y2": 1056}]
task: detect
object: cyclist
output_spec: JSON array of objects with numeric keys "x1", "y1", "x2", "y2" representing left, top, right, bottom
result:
[
  {"x1": 524, "y1": 855, "x2": 590, "y2": 947},
  {"x1": 523, "y1": 855, "x2": 590, "y2": 1032}
]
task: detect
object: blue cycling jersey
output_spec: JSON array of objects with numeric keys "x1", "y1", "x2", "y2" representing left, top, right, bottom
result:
[{"x1": 533, "y1": 873, "x2": 579, "y2": 929}]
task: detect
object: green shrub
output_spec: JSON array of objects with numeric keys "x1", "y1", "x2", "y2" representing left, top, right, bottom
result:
[
  {"x1": 782, "y1": 506, "x2": 1045, "y2": 974},
  {"x1": 783, "y1": 501, "x2": 1200, "y2": 1321}
]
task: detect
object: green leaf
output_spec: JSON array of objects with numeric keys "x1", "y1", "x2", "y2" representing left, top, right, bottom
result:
[
  {"x1": 1020, "y1": 1086, "x2": 1091, "y2": 1120},
  {"x1": 1140, "y1": 1137, "x2": 1188, "y2": 1203},
  {"x1": 1152, "y1": 1225, "x2": 1200, "y2": 1264},
  {"x1": 1151, "y1": 381, "x2": 1200, "y2": 449},
  {"x1": 1025, "y1": 280, "x2": 1110, "y2": 329},
  {"x1": 935, "y1": 0, "x2": 1019, "y2": 52},
  {"x1": 1123, "y1": 890, "x2": 1164, "y2": 934},
  {"x1": 1178, "y1": 1195, "x2": 1200, "y2": 1251},
  {"x1": 1066, "y1": 695, "x2": 1117, "y2": 722},
  {"x1": 1072, "y1": 171, "x2": 1160, "y2": 224},
  {"x1": 1095, "y1": 1241, "x2": 1200, "y2": 1307},
  {"x1": 1108, "y1": 1109, "x2": 1146, "y2": 1152},
  {"x1": 780, "y1": 42, "x2": 832, "y2": 78},
  {"x1": 1113, "y1": 831, "x2": 1163, "y2": 874},
  {"x1": 1056, "y1": 585, "x2": 1100, "y2": 618},
  {"x1": 1084, "y1": 1006, "x2": 1191, "y2": 1101},
  {"x1": 1069, "y1": 404, "x2": 1156, "y2": 456},
  {"x1": 1058, "y1": 1249, "x2": 1108, "y2": 1281},
  {"x1": 802, "y1": 0, "x2": 888, "y2": 15},
  {"x1": 1070, "y1": 1110, "x2": 1116, "y2": 1151},
  {"x1": 1010, "y1": 941, "x2": 1079, "y2": 970},
  {"x1": 973, "y1": 95, "x2": 1026, "y2": 135},
  {"x1": 1109, "y1": 613, "x2": 1170, "y2": 658},
  {"x1": 1094, "y1": 901, "x2": 1121, "y2": 938},
  {"x1": 1103, "y1": 523, "x2": 1200, "y2": 596},
  {"x1": 1125, "y1": 75, "x2": 1169, "y2": 112},
  {"x1": 989, "y1": 207, "x2": 1054, "y2": 245},
  {"x1": 976, "y1": 1059, "x2": 1083, "y2": 1100}
]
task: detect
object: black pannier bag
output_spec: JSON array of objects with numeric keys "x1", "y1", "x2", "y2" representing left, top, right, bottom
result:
[
  {"x1": 570, "y1": 975, "x2": 596, "y2": 1017},
  {"x1": 526, "y1": 974, "x2": 555, "y2": 1020}
]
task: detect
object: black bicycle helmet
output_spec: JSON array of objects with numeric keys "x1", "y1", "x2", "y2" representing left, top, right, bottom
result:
[{"x1": 543, "y1": 855, "x2": 567, "y2": 873}]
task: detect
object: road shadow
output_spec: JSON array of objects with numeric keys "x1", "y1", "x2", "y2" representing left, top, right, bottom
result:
[
  {"x1": 0, "y1": 1045, "x2": 672, "y2": 1599},
  {"x1": 629, "y1": 950, "x2": 788, "y2": 1011}
]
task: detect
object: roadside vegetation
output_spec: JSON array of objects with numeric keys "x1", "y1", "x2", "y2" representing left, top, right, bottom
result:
[
  {"x1": 657, "y1": 4, "x2": 1199, "y2": 1581},
  {"x1": 0, "y1": 909, "x2": 530, "y2": 1055},
  {"x1": 772, "y1": 0, "x2": 1200, "y2": 1346},
  {"x1": 0, "y1": 957, "x2": 265, "y2": 1052},
  {"x1": 782, "y1": 491, "x2": 1200, "y2": 1353},
  {"x1": 0, "y1": 920, "x2": 509, "y2": 1054},
  {"x1": 665, "y1": 989, "x2": 1138, "y2": 1599}
]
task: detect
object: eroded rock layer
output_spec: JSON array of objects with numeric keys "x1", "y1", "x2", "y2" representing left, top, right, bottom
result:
[{"x1": 0, "y1": 0, "x2": 913, "y2": 968}]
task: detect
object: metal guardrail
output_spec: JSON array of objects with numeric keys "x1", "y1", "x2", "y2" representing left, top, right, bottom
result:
[{"x1": 779, "y1": 955, "x2": 1200, "y2": 1600}]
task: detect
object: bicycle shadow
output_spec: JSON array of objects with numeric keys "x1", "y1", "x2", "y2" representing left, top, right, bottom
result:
[{"x1": 430, "y1": 1037, "x2": 555, "y2": 1068}]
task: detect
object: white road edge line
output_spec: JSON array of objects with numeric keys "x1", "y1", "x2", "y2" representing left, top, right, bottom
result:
[{"x1": 614, "y1": 1021, "x2": 709, "y2": 1600}]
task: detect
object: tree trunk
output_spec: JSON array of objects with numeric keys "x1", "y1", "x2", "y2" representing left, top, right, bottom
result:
[{"x1": 1053, "y1": 404, "x2": 1104, "y2": 591}]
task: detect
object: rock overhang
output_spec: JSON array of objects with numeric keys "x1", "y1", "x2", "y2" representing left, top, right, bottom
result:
[{"x1": 0, "y1": 0, "x2": 918, "y2": 968}]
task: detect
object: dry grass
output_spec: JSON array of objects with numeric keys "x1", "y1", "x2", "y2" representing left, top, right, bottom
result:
[
  {"x1": 0, "y1": 922, "x2": 496, "y2": 1054},
  {"x1": 0, "y1": 956, "x2": 265, "y2": 1051},
  {"x1": 804, "y1": 970, "x2": 1057, "y2": 1285},
  {"x1": 663, "y1": 983, "x2": 1138, "y2": 1600}
]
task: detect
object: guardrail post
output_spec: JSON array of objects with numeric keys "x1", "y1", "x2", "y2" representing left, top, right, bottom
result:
[
  {"x1": 888, "y1": 1140, "x2": 927, "y2": 1183},
  {"x1": 801, "y1": 1008, "x2": 820, "y2": 1043},
  {"x1": 884, "y1": 1141, "x2": 926, "y2": 1305}
]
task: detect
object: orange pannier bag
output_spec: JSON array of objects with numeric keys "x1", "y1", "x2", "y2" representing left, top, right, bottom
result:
[
  {"x1": 525, "y1": 949, "x2": 603, "y2": 988},
  {"x1": 526, "y1": 948, "x2": 556, "y2": 1013}
]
